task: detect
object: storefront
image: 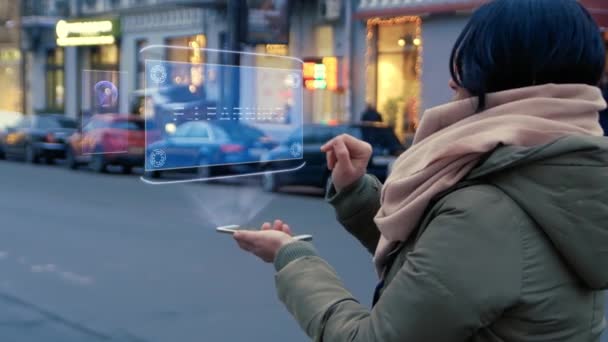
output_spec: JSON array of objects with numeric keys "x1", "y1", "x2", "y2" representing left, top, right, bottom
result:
[
  {"x1": 55, "y1": 17, "x2": 121, "y2": 117},
  {"x1": 45, "y1": 47, "x2": 65, "y2": 112},
  {"x1": 303, "y1": 25, "x2": 345, "y2": 124},
  {"x1": 286, "y1": 1, "x2": 346, "y2": 124},
  {"x1": 354, "y1": 0, "x2": 486, "y2": 140},
  {"x1": 0, "y1": 1, "x2": 22, "y2": 113},
  {"x1": 0, "y1": 47, "x2": 22, "y2": 112},
  {"x1": 120, "y1": 7, "x2": 224, "y2": 114},
  {"x1": 365, "y1": 16, "x2": 422, "y2": 140}
]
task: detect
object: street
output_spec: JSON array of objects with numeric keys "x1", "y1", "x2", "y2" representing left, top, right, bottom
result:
[
  {"x1": 1, "y1": 160, "x2": 607, "y2": 342},
  {"x1": 0, "y1": 160, "x2": 378, "y2": 342}
]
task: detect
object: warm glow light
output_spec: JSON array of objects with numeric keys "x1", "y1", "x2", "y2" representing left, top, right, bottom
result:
[
  {"x1": 266, "y1": 44, "x2": 289, "y2": 56},
  {"x1": 57, "y1": 36, "x2": 115, "y2": 46},
  {"x1": 313, "y1": 64, "x2": 326, "y2": 79},
  {"x1": 56, "y1": 19, "x2": 113, "y2": 38},
  {"x1": 322, "y1": 57, "x2": 338, "y2": 91},
  {"x1": 165, "y1": 123, "x2": 176, "y2": 134},
  {"x1": 303, "y1": 62, "x2": 316, "y2": 79},
  {"x1": 56, "y1": 19, "x2": 115, "y2": 46},
  {"x1": 366, "y1": 16, "x2": 423, "y2": 140},
  {"x1": 397, "y1": 38, "x2": 406, "y2": 47}
]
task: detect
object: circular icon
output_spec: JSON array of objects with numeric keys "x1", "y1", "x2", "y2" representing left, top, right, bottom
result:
[
  {"x1": 150, "y1": 64, "x2": 167, "y2": 85},
  {"x1": 290, "y1": 142, "x2": 303, "y2": 158},
  {"x1": 94, "y1": 81, "x2": 118, "y2": 109},
  {"x1": 149, "y1": 149, "x2": 167, "y2": 168}
]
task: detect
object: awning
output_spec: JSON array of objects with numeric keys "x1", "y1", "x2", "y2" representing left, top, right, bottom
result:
[
  {"x1": 356, "y1": 0, "x2": 489, "y2": 19},
  {"x1": 579, "y1": 0, "x2": 608, "y2": 29}
]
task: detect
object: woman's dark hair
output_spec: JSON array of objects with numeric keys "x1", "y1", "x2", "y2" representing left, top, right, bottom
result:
[{"x1": 450, "y1": 0, "x2": 606, "y2": 111}]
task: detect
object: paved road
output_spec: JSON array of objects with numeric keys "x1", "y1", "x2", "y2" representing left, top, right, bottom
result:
[
  {"x1": 0, "y1": 160, "x2": 606, "y2": 342},
  {"x1": 0, "y1": 160, "x2": 377, "y2": 342}
]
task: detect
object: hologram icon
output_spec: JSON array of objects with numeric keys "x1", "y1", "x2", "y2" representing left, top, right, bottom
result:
[
  {"x1": 150, "y1": 64, "x2": 167, "y2": 85},
  {"x1": 290, "y1": 142, "x2": 303, "y2": 158},
  {"x1": 150, "y1": 149, "x2": 167, "y2": 168}
]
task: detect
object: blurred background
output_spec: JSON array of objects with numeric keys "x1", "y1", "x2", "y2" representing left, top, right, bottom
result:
[{"x1": 0, "y1": 0, "x2": 607, "y2": 341}]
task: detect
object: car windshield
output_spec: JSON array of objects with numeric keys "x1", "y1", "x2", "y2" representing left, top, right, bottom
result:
[
  {"x1": 110, "y1": 120, "x2": 145, "y2": 131},
  {"x1": 218, "y1": 123, "x2": 265, "y2": 141},
  {"x1": 37, "y1": 116, "x2": 77, "y2": 129},
  {"x1": 158, "y1": 86, "x2": 204, "y2": 103}
]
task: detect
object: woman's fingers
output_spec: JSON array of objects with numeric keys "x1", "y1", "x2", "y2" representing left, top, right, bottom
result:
[
  {"x1": 282, "y1": 224, "x2": 292, "y2": 236},
  {"x1": 261, "y1": 222, "x2": 272, "y2": 230},
  {"x1": 326, "y1": 150, "x2": 336, "y2": 170},
  {"x1": 273, "y1": 219, "x2": 283, "y2": 230},
  {"x1": 333, "y1": 138, "x2": 354, "y2": 171}
]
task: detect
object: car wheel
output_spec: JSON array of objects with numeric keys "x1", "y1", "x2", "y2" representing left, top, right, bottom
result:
[
  {"x1": 25, "y1": 144, "x2": 39, "y2": 164},
  {"x1": 197, "y1": 158, "x2": 211, "y2": 180},
  {"x1": 65, "y1": 147, "x2": 79, "y2": 170},
  {"x1": 90, "y1": 150, "x2": 107, "y2": 173},
  {"x1": 145, "y1": 170, "x2": 161, "y2": 179},
  {"x1": 45, "y1": 156, "x2": 55, "y2": 165},
  {"x1": 122, "y1": 165, "x2": 133, "y2": 174},
  {"x1": 262, "y1": 172, "x2": 280, "y2": 192}
]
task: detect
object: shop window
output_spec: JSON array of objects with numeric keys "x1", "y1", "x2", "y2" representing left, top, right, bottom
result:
[
  {"x1": 165, "y1": 34, "x2": 206, "y2": 86},
  {"x1": 46, "y1": 48, "x2": 65, "y2": 111},
  {"x1": 90, "y1": 44, "x2": 119, "y2": 70},
  {"x1": 367, "y1": 17, "x2": 422, "y2": 140},
  {"x1": 136, "y1": 39, "x2": 148, "y2": 89}
]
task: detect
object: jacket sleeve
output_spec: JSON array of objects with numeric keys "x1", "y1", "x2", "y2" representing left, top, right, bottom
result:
[
  {"x1": 325, "y1": 174, "x2": 382, "y2": 255},
  {"x1": 276, "y1": 185, "x2": 523, "y2": 342}
]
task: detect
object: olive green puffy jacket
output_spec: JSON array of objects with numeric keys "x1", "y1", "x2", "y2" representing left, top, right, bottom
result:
[{"x1": 273, "y1": 135, "x2": 608, "y2": 342}]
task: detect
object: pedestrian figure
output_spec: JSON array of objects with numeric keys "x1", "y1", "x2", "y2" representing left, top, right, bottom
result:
[{"x1": 361, "y1": 104, "x2": 383, "y2": 122}]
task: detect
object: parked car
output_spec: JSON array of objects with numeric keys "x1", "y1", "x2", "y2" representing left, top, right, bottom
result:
[
  {"x1": 146, "y1": 121, "x2": 278, "y2": 179},
  {"x1": 66, "y1": 114, "x2": 154, "y2": 174},
  {"x1": 0, "y1": 111, "x2": 23, "y2": 159},
  {"x1": 0, "y1": 114, "x2": 77, "y2": 164},
  {"x1": 260, "y1": 123, "x2": 406, "y2": 192}
]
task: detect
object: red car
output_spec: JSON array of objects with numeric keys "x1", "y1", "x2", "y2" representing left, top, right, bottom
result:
[{"x1": 65, "y1": 114, "x2": 156, "y2": 174}]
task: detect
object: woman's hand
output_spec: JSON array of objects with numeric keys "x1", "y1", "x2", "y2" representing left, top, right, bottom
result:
[
  {"x1": 233, "y1": 220, "x2": 295, "y2": 263},
  {"x1": 321, "y1": 134, "x2": 373, "y2": 192}
]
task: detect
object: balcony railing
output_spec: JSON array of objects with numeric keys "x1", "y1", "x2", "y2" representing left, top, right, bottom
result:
[
  {"x1": 79, "y1": 0, "x2": 225, "y2": 15},
  {"x1": 22, "y1": 0, "x2": 69, "y2": 17}
]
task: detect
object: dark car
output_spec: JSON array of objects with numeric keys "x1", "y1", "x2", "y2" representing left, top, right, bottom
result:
[
  {"x1": 1, "y1": 114, "x2": 77, "y2": 164},
  {"x1": 146, "y1": 121, "x2": 278, "y2": 179},
  {"x1": 66, "y1": 114, "x2": 156, "y2": 174},
  {"x1": 260, "y1": 123, "x2": 406, "y2": 192}
]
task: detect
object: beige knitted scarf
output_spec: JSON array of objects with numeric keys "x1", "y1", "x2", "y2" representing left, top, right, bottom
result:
[{"x1": 373, "y1": 84, "x2": 606, "y2": 275}]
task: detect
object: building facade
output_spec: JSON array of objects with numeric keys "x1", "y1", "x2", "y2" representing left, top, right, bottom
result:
[
  {"x1": 0, "y1": 0, "x2": 23, "y2": 113},
  {"x1": 19, "y1": 0, "x2": 608, "y2": 131},
  {"x1": 352, "y1": 0, "x2": 608, "y2": 140},
  {"x1": 21, "y1": 0, "x2": 353, "y2": 125}
]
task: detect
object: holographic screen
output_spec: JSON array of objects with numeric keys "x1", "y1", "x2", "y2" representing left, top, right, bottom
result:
[{"x1": 140, "y1": 46, "x2": 304, "y2": 184}]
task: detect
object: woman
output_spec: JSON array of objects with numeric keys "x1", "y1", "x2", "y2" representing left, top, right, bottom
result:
[{"x1": 233, "y1": 0, "x2": 608, "y2": 340}]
